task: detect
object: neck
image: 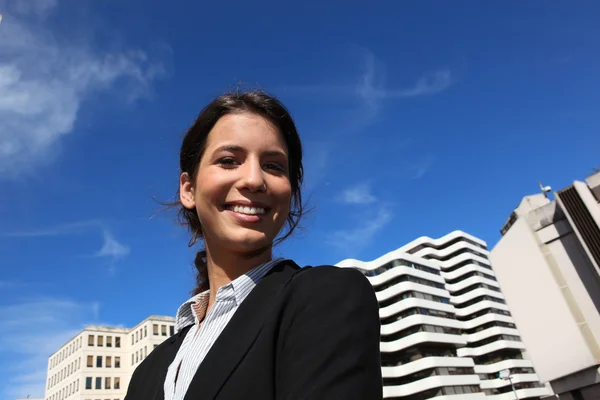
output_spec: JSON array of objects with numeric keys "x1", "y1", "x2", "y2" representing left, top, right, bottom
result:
[{"x1": 204, "y1": 241, "x2": 273, "y2": 309}]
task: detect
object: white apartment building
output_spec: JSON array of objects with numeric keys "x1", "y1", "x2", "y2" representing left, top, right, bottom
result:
[
  {"x1": 44, "y1": 315, "x2": 175, "y2": 400},
  {"x1": 337, "y1": 231, "x2": 551, "y2": 400},
  {"x1": 490, "y1": 171, "x2": 600, "y2": 400}
]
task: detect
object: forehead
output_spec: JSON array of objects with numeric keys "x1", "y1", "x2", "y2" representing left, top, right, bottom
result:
[{"x1": 205, "y1": 112, "x2": 288, "y2": 152}]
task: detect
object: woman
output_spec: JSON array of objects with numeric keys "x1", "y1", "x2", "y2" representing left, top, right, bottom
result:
[{"x1": 125, "y1": 90, "x2": 383, "y2": 400}]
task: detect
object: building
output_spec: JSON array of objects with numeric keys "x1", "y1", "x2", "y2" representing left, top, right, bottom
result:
[
  {"x1": 44, "y1": 315, "x2": 175, "y2": 400},
  {"x1": 490, "y1": 171, "x2": 600, "y2": 400},
  {"x1": 336, "y1": 231, "x2": 551, "y2": 399}
]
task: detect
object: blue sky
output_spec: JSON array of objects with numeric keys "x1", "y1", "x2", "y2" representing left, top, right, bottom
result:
[{"x1": 1, "y1": 0, "x2": 599, "y2": 397}]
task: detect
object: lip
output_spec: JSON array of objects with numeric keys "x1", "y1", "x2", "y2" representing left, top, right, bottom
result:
[
  {"x1": 225, "y1": 209, "x2": 264, "y2": 223},
  {"x1": 223, "y1": 200, "x2": 270, "y2": 209},
  {"x1": 222, "y1": 200, "x2": 271, "y2": 224}
]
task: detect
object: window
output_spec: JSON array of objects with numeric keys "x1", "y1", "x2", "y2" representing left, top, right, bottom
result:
[
  {"x1": 135, "y1": 351, "x2": 139, "y2": 363},
  {"x1": 115, "y1": 357, "x2": 120, "y2": 368},
  {"x1": 144, "y1": 346, "x2": 147, "y2": 358},
  {"x1": 144, "y1": 326, "x2": 147, "y2": 337},
  {"x1": 95, "y1": 377, "x2": 102, "y2": 389},
  {"x1": 106, "y1": 356, "x2": 111, "y2": 367},
  {"x1": 105, "y1": 377, "x2": 111, "y2": 389},
  {"x1": 131, "y1": 335, "x2": 134, "y2": 345},
  {"x1": 76, "y1": 379, "x2": 79, "y2": 391},
  {"x1": 114, "y1": 377, "x2": 120, "y2": 389},
  {"x1": 161, "y1": 325, "x2": 167, "y2": 336},
  {"x1": 88, "y1": 335, "x2": 94, "y2": 346},
  {"x1": 106, "y1": 336, "x2": 112, "y2": 347},
  {"x1": 135, "y1": 331, "x2": 138, "y2": 343},
  {"x1": 96, "y1": 356, "x2": 102, "y2": 368},
  {"x1": 97, "y1": 336, "x2": 103, "y2": 347},
  {"x1": 131, "y1": 354, "x2": 134, "y2": 365},
  {"x1": 153, "y1": 324, "x2": 158, "y2": 335},
  {"x1": 115, "y1": 336, "x2": 120, "y2": 348},
  {"x1": 170, "y1": 326, "x2": 175, "y2": 336},
  {"x1": 85, "y1": 377, "x2": 92, "y2": 390}
]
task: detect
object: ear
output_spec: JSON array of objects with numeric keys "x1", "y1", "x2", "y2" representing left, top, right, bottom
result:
[{"x1": 180, "y1": 173, "x2": 196, "y2": 209}]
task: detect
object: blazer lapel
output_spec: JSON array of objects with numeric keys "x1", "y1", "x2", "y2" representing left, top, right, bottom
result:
[
  {"x1": 151, "y1": 325, "x2": 192, "y2": 400},
  {"x1": 183, "y1": 260, "x2": 302, "y2": 400}
]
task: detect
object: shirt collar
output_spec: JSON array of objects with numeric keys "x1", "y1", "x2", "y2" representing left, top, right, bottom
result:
[{"x1": 174, "y1": 257, "x2": 283, "y2": 332}]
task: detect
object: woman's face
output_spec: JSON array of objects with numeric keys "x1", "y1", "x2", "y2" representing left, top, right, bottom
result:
[{"x1": 180, "y1": 112, "x2": 292, "y2": 256}]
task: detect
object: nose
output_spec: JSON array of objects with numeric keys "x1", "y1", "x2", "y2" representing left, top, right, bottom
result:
[{"x1": 239, "y1": 158, "x2": 267, "y2": 192}]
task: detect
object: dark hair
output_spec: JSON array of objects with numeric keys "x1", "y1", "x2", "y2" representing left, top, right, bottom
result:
[{"x1": 175, "y1": 90, "x2": 304, "y2": 295}]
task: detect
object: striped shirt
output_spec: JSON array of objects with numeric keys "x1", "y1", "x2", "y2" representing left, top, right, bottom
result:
[{"x1": 163, "y1": 258, "x2": 282, "y2": 400}]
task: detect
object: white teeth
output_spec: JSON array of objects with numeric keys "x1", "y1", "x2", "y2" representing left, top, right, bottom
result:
[{"x1": 229, "y1": 205, "x2": 266, "y2": 215}]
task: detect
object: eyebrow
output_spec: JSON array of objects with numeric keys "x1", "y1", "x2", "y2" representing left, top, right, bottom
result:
[{"x1": 213, "y1": 145, "x2": 288, "y2": 159}]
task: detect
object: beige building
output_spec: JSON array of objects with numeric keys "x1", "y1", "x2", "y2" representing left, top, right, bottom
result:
[
  {"x1": 490, "y1": 171, "x2": 600, "y2": 400},
  {"x1": 44, "y1": 315, "x2": 175, "y2": 400}
]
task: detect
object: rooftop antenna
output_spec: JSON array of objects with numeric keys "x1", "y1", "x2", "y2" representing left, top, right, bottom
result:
[{"x1": 538, "y1": 181, "x2": 552, "y2": 198}]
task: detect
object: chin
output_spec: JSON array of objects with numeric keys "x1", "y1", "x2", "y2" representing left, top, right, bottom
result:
[{"x1": 226, "y1": 230, "x2": 273, "y2": 253}]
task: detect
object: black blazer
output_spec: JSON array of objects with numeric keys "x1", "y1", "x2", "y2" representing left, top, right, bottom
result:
[{"x1": 125, "y1": 260, "x2": 382, "y2": 400}]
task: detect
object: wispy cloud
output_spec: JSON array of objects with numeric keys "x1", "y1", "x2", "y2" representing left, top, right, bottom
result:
[
  {"x1": 327, "y1": 180, "x2": 394, "y2": 254},
  {"x1": 338, "y1": 182, "x2": 377, "y2": 204},
  {"x1": 326, "y1": 207, "x2": 394, "y2": 254},
  {"x1": 0, "y1": 0, "x2": 168, "y2": 178},
  {"x1": 410, "y1": 155, "x2": 435, "y2": 179},
  {"x1": 282, "y1": 48, "x2": 454, "y2": 117},
  {"x1": 3, "y1": 220, "x2": 130, "y2": 266},
  {"x1": 4, "y1": 219, "x2": 103, "y2": 237},
  {"x1": 0, "y1": 297, "x2": 100, "y2": 399},
  {"x1": 94, "y1": 230, "x2": 130, "y2": 259}
]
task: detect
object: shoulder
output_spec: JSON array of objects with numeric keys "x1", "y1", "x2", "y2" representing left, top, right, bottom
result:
[
  {"x1": 287, "y1": 265, "x2": 376, "y2": 304},
  {"x1": 291, "y1": 265, "x2": 369, "y2": 288}
]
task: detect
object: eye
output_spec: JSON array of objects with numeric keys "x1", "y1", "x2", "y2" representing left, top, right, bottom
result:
[
  {"x1": 217, "y1": 157, "x2": 238, "y2": 168},
  {"x1": 264, "y1": 162, "x2": 286, "y2": 173}
]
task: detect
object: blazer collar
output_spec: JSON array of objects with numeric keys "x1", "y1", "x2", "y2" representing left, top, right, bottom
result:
[{"x1": 183, "y1": 259, "x2": 302, "y2": 400}]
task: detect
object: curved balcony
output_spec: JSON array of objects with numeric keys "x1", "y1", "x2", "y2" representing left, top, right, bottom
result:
[
  {"x1": 462, "y1": 327, "x2": 521, "y2": 344},
  {"x1": 442, "y1": 264, "x2": 497, "y2": 282},
  {"x1": 399, "y1": 230, "x2": 487, "y2": 253},
  {"x1": 383, "y1": 374, "x2": 482, "y2": 399},
  {"x1": 462, "y1": 313, "x2": 515, "y2": 330},
  {"x1": 413, "y1": 240, "x2": 490, "y2": 262},
  {"x1": 446, "y1": 275, "x2": 501, "y2": 293},
  {"x1": 368, "y1": 265, "x2": 445, "y2": 289},
  {"x1": 439, "y1": 252, "x2": 493, "y2": 272},
  {"x1": 486, "y1": 387, "x2": 552, "y2": 399},
  {"x1": 337, "y1": 252, "x2": 440, "y2": 277},
  {"x1": 382, "y1": 356, "x2": 475, "y2": 378},
  {"x1": 379, "y1": 297, "x2": 456, "y2": 320},
  {"x1": 381, "y1": 332, "x2": 467, "y2": 353},
  {"x1": 455, "y1": 300, "x2": 510, "y2": 318},
  {"x1": 480, "y1": 373, "x2": 540, "y2": 390},
  {"x1": 457, "y1": 340, "x2": 526, "y2": 358},
  {"x1": 382, "y1": 315, "x2": 464, "y2": 336},
  {"x1": 451, "y1": 288, "x2": 505, "y2": 306},
  {"x1": 376, "y1": 281, "x2": 449, "y2": 304},
  {"x1": 474, "y1": 359, "x2": 535, "y2": 375}
]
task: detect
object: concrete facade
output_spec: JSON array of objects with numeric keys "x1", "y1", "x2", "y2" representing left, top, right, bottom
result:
[
  {"x1": 44, "y1": 315, "x2": 175, "y2": 400},
  {"x1": 337, "y1": 231, "x2": 551, "y2": 400},
  {"x1": 490, "y1": 171, "x2": 600, "y2": 399}
]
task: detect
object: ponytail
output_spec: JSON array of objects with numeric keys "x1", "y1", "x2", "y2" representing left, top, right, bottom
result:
[{"x1": 192, "y1": 249, "x2": 209, "y2": 295}]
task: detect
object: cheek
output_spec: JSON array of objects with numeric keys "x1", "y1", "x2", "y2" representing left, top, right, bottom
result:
[
  {"x1": 194, "y1": 171, "x2": 226, "y2": 205},
  {"x1": 275, "y1": 185, "x2": 293, "y2": 215}
]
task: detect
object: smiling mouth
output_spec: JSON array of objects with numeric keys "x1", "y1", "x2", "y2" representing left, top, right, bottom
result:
[{"x1": 224, "y1": 204, "x2": 268, "y2": 215}]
